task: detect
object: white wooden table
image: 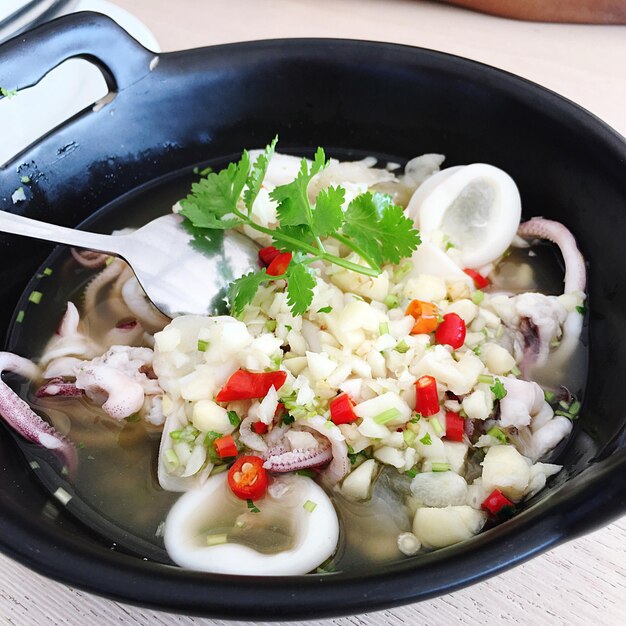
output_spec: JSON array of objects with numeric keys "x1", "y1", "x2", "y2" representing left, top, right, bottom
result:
[{"x1": 1, "y1": 1, "x2": 625, "y2": 624}]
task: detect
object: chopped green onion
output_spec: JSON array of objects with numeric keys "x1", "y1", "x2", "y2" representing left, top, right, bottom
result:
[
  {"x1": 472, "y1": 346, "x2": 481, "y2": 356},
  {"x1": 559, "y1": 400, "x2": 570, "y2": 410},
  {"x1": 197, "y1": 339, "x2": 209, "y2": 352},
  {"x1": 373, "y1": 408, "x2": 401, "y2": 424},
  {"x1": 431, "y1": 462, "x2": 450, "y2": 472},
  {"x1": 211, "y1": 463, "x2": 229, "y2": 475},
  {"x1": 544, "y1": 390, "x2": 555, "y2": 403},
  {"x1": 317, "y1": 306, "x2": 333, "y2": 314},
  {"x1": 206, "y1": 533, "x2": 228, "y2": 546},
  {"x1": 405, "y1": 468, "x2": 418, "y2": 478},
  {"x1": 15, "y1": 310, "x2": 24, "y2": 323},
  {"x1": 410, "y1": 414, "x2": 421, "y2": 424},
  {"x1": 247, "y1": 499, "x2": 261, "y2": 513},
  {"x1": 445, "y1": 240, "x2": 455, "y2": 251},
  {"x1": 171, "y1": 425, "x2": 200, "y2": 443},
  {"x1": 431, "y1": 417, "x2": 444, "y2": 436},
  {"x1": 394, "y1": 340, "x2": 410, "y2": 354},
  {"x1": 105, "y1": 256, "x2": 114, "y2": 266},
  {"x1": 569, "y1": 400, "x2": 581, "y2": 416},
  {"x1": 403, "y1": 430, "x2": 416, "y2": 446},
  {"x1": 379, "y1": 322, "x2": 390, "y2": 335},
  {"x1": 43, "y1": 267, "x2": 53, "y2": 276},
  {"x1": 419, "y1": 433, "x2": 432, "y2": 446},
  {"x1": 384, "y1": 294, "x2": 399, "y2": 309},
  {"x1": 487, "y1": 426, "x2": 508, "y2": 443},
  {"x1": 303, "y1": 500, "x2": 317, "y2": 513},
  {"x1": 20, "y1": 175, "x2": 31, "y2": 184},
  {"x1": 555, "y1": 409, "x2": 573, "y2": 419},
  {"x1": 169, "y1": 429, "x2": 183, "y2": 440},
  {"x1": 472, "y1": 290, "x2": 485, "y2": 305},
  {"x1": 478, "y1": 374, "x2": 494, "y2": 385},
  {"x1": 576, "y1": 305, "x2": 586, "y2": 315},
  {"x1": 126, "y1": 413, "x2": 141, "y2": 423},
  {"x1": 296, "y1": 469, "x2": 316, "y2": 478},
  {"x1": 28, "y1": 291, "x2": 42, "y2": 304},
  {"x1": 227, "y1": 410, "x2": 241, "y2": 427},
  {"x1": 165, "y1": 449, "x2": 179, "y2": 469},
  {"x1": 285, "y1": 324, "x2": 293, "y2": 332},
  {"x1": 264, "y1": 319, "x2": 277, "y2": 332},
  {"x1": 511, "y1": 365, "x2": 521, "y2": 377},
  {"x1": 77, "y1": 442, "x2": 85, "y2": 449},
  {"x1": 491, "y1": 379, "x2": 507, "y2": 400}
]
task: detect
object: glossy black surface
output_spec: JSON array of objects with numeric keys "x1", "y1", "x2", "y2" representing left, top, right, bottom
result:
[{"x1": 0, "y1": 12, "x2": 625, "y2": 619}]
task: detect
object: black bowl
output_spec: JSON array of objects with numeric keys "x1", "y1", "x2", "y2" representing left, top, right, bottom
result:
[{"x1": 0, "y1": 12, "x2": 624, "y2": 620}]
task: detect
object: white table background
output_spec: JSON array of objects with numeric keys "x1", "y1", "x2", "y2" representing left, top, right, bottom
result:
[{"x1": 1, "y1": 1, "x2": 625, "y2": 624}]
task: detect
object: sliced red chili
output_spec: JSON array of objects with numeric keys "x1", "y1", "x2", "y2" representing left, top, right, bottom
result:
[
  {"x1": 444, "y1": 411, "x2": 465, "y2": 442},
  {"x1": 463, "y1": 268, "x2": 490, "y2": 289},
  {"x1": 415, "y1": 375, "x2": 439, "y2": 416},
  {"x1": 259, "y1": 245, "x2": 280, "y2": 267},
  {"x1": 406, "y1": 299, "x2": 439, "y2": 334},
  {"x1": 481, "y1": 489, "x2": 514, "y2": 516},
  {"x1": 252, "y1": 421, "x2": 269, "y2": 435},
  {"x1": 266, "y1": 251, "x2": 292, "y2": 276},
  {"x1": 228, "y1": 455, "x2": 269, "y2": 501},
  {"x1": 330, "y1": 393, "x2": 358, "y2": 425},
  {"x1": 213, "y1": 434, "x2": 238, "y2": 458},
  {"x1": 435, "y1": 313, "x2": 466, "y2": 349},
  {"x1": 216, "y1": 369, "x2": 287, "y2": 402}
]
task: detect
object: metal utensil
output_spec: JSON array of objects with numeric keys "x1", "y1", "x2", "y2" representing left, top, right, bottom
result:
[{"x1": 0, "y1": 211, "x2": 259, "y2": 317}]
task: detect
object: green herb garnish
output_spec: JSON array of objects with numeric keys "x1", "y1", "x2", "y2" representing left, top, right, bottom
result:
[
  {"x1": 246, "y1": 499, "x2": 261, "y2": 513},
  {"x1": 197, "y1": 339, "x2": 209, "y2": 352},
  {"x1": 28, "y1": 291, "x2": 42, "y2": 304},
  {"x1": 491, "y1": 378, "x2": 507, "y2": 400},
  {"x1": 0, "y1": 87, "x2": 17, "y2": 98},
  {"x1": 317, "y1": 306, "x2": 333, "y2": 314},
  {"x1": 419, "y1": 433, "x2": 432, "y2": 446},
  {"x1": 179, "y1": 138, "x2": 420, "y2": 316},
  {"x1": 227, "y1": 410, "x2": 241, "y2": 427},
  {"x1": 576, "y1": 305, "x2": 586, "y2": 315}
]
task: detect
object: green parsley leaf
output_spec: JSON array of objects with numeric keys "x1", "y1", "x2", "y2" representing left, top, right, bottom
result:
[
  {"x1": 243, "y1": 136, "x2": 277, "y2": 212},
  {"x1": 229, "y1": 270, "x2": 269, "y2": 316},
  {"x1": 311, "y1": 185, "x2": 345, "y2": 238},
  {"x1": 285, "y1": 261, "x2": 316, "y2": 316},
  {"x1": 491, "y1": 378, "x2": 508, "y2": 400},
  {"x1": 270, "y1": 148, "x2": 327, "y2": 226}
]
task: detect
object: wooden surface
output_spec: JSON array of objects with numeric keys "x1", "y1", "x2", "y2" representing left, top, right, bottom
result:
[{"x1": 2, "y1": 1, "x2": 625, "y2": 624}]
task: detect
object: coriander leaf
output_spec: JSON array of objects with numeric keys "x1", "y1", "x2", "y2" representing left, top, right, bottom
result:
[
  {"x1": 285, "y1": 261, "x2": 316, "y2": 316},
  {"x1": 272, "y1": 224, "x2": 317, "y2": 250},
  {"x1": 491, "y1": 378, "x2": 507, "y2": 400},
  {"x1": 270, "y1": 148, "x2": 328, "y2": 226},
  {"x1": 229, "y1": 270, "x2": 268, "y2": 316},
  {"x1": 312, "y1": 185, "x2": 345, "y2": 238},
  {"x1": 179, "y1": 203, "x2": 240, "y2": 230},
  {"x1": 343, "y1": 192, "x2": 420, "y2": 266},
  {"x1": 377, "y1": 198, "x2": 422, "y2": 263},
  {"x1": 243, "y1": 136, "x2": 277, "y2": 212}
]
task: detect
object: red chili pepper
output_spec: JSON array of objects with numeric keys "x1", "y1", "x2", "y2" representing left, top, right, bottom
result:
[
  {"x1": 330, "y1": 393, "x2": 358, "y2": 425},
  {"x1": 481, "y1": 489, "x2": 514, "y2": 516},
  {"x1": 213, "y1": 434, "x2": 238, "y2": 458},
  {"x1": 259, "y1": 245, "x2": 280, "y2": 267},
  {"x1": 252, "y1": 421, "x2": 269, "y2": 435},
  {"x1": 435, "y1": 313, "x2": 466, "y2": 349},
  {"x1": 216, "y1": 369, "x2": 287, "y2": 402},
  {"x1": 415, "y1": 375, "x2": 439, "y2": 416},
  {"x1": 228, "y1": 455, "x2": 269, "y2": 501},
  {"x1": 406, "y1": 299, "x2": 439, "y2": 334},
  {"x1": 444, "y1": 411, "x2": 465, "y2": 442},
  {"x1": 266, "y1": 251, "x2": 292, "y2": 276},
  {"x1": 463, "y1": 268, "x2": 490, "y2": 289}
]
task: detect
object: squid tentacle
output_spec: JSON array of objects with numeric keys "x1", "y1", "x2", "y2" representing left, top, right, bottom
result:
[{"x1": 0, "y1": 352, "x2": 77, "y2": 475}]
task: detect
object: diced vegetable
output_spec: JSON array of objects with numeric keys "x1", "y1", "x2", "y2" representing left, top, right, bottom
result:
[
  {"x1": 330, "y1": 393, "x2": 358, "y2": 425},
  {"x1": 406, "y1": 299, "x2": 439, "y2": 334},
  {"x1": 258, "y1": 245, "x2": 280, "y2": 266},
  {"x1": 415, "y1": 375, "x2": 439, "y2": 416},
  {"x1": 266, "y1": 251, "x2": 292, "y2": 276},
  {"x1": 213, "y1": 434, "x2": 238, "y2": 458},
  {"x1": 481, "y1": 445, "x2": 530, "y2": 499},
  {"x1": 227, "y1": 455, "x2": 269, "y2": 500},
  {"x1": 481, "y1": 489, "x2": 514, "y2": 516},
  {"x1": 412, "y1": 506, "x2": 486, "y2": 548},
  {"x1": 435, "y1": 313, "x2": 466, "y2": 349},
  {"x1": 444, "y1": 411, "x2": 465, "y2": 442},
  {"x1": 216, "y1": 369, "x2": 287, "y2": 401},
  {"x1": 463, "y1": 268, "x2": 490, "y2": 289},
  {"x1": 252, "y1": 421, "x2": 269, "y2": 435},
  {"x1": 340, "y1": 459, "x2": 377, "y2": 500}
]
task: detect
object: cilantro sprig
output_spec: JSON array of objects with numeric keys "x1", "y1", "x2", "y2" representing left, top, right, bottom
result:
[{"x1": 179, "y1": 137, "x2": 421, "y2": 316}]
